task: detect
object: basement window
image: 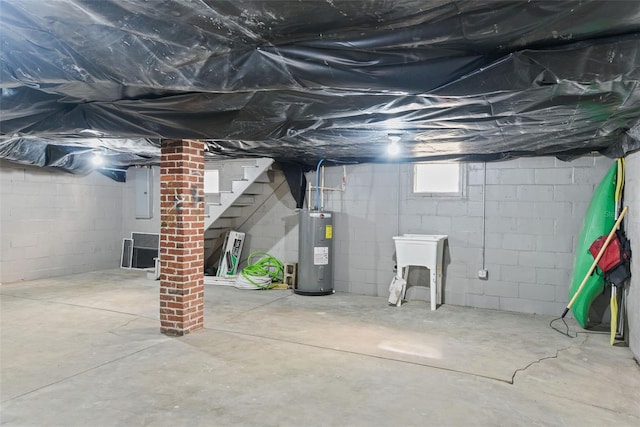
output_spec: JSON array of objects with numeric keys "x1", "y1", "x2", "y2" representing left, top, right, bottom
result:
[
  {"x1": 413, "y1": 162, "x2": 464, "y2": 196},
  {"x1": 204, "y1": 170, "x2": 219, "y2": 193}
]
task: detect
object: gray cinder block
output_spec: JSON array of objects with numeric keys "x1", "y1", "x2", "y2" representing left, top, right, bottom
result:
[
  {"x1": 465, "y1": 294, "x2": 500, "y2": 310},
  {"x1": 483, "y1": 280, "x2": 519, "y2": 298},
  {"x1": 519, "y1": 283, "x2": 556, "y2": 301}
]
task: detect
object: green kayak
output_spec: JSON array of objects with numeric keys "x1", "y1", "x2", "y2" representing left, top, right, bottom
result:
[{"x1": 568, "y1": 161, "x2": 618, "y2": 328}]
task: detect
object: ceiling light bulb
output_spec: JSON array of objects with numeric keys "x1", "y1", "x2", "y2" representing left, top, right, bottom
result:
[
  {"x1": 387, "y1": 142, "x2": 400, "y2": 156},
  {"x1": 91, "y1": 153, "x2": 104, "y2": 166}
]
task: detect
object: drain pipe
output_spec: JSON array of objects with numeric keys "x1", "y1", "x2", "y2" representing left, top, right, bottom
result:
[{"x1": 479, "y1": 162, "x2": 488, "y2": 278}]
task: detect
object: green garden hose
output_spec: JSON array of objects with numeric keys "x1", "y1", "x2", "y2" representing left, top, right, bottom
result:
[{"x1": 237, "y1": 251, "x2": 284, "y2": 289}]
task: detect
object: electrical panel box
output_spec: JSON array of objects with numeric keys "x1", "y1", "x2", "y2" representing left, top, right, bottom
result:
[
  {"x1": 135, "y1": 167, "x2": 153, "y2": 219},
  {"x1": 216, "y1": 231, "x2": 245, "y2": 277},
  {"x1": 296, "y1": 211, "x2": 333, "y2": 295}
]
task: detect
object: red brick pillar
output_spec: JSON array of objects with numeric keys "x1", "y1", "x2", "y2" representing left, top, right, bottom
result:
[{"x1": 159, "y1": 139, "x2": 205, "y2": 336}]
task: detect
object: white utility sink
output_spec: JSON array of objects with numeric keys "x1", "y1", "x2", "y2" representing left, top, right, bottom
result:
[{"x1": 393, "y1": 234, "x2": 447, "y2": 310}]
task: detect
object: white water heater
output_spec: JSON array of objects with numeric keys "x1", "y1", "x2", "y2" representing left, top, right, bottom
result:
[{"x1": 296, "y1": 211, "x2": 334, "y2": 295}]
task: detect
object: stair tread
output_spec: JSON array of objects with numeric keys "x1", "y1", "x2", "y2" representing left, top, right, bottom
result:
[{"x1": 204, "y1": 158, "x2": 274, "y2": 230}]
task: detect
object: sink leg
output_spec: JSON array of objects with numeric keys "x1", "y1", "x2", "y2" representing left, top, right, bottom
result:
[
  {"x1": 401, "y1": 265, "x2": 409, "y2": 301},
  {"x1": 430, "y1": 270, "x2": 437, "y2": 311}
]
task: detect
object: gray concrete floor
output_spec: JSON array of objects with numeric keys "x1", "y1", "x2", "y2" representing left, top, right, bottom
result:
[{"x1": 1, "y1": 269, "x2": 639, "y2": 426}]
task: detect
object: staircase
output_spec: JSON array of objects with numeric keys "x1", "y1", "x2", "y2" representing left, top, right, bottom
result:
[{"x1": 204, "y1": 158, "x2": 275, "y2": 270}]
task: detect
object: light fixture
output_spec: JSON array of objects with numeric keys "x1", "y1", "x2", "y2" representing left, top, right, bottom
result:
[
  {"x1": 91, "y1": 152, "x2": 104, "y2": 166},
  {"x1": 387, "y1": 135, "x2": 400, "y2": 156}
]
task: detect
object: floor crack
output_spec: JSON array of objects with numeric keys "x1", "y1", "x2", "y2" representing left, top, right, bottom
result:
[
  {"x1": 510, "y1": 335, "x2": 587, "y2": 384},
  {"x1": 108, "y1": 317, "x2": 140, "y2": 336},
  {"x1": 206, "y1": 325, "x2": 515, "y2": 384},
  {"x1": 0, "y1": 293, "x2": 157, "y2": 321},
  {"x1": 237, "y1": 293, "x2": 292, "y2": 315},
  {"x1": 0, "y1": 342, "x2": 163, "y2": 404}
]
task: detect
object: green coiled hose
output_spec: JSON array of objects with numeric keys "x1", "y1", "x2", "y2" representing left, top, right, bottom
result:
[{"x1": 239, "y1": 251, "x2": 284, "y2": 289}]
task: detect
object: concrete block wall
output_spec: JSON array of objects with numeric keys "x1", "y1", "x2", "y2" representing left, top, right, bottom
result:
[
  {"x1": 2, "y1": 152, "x2": 620, "y2": 322},
  {"x1": 238, "y1": 170, "x2": 299, "y2": 267},
  {"x1": 624, "y1": 150, "x2": 639, "y2": 361},
  {"x1": 0, "y1": 160, "x2": 124, "y2": 283},
  {"x1": 316, "y1": 156, "x2": 612, "y2": 315},
  {"x1": 321, "y1": 164, "x2": 402, "y2": 296},
  {"x1": 120, "y1": 160, "x2": 299, "y2": 272},
  {"x1": 121, "y1": 161, "x2": 240, "y2": 239}
]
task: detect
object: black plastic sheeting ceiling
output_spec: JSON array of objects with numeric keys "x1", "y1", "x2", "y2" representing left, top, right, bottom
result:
[{"x1": 1, "y1": 0, "x2": 640, "y2": 179}]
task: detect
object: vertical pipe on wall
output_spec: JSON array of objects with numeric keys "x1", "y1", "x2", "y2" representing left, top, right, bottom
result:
[
  {"x1": 341, "y1": 166, "x2": 347, "y2": 191},
  {"x1": 481, "y1": 162, "x2": 487, "y2": 270},
  {"x1": 321, "y1": 165, "x2": 325, "y2": 210},
  {"x1": 397, "y1": 162, "x2": 401, "y2": 235},
  {"x1": 315, "y1": 159, "x2": 324, "y2": 211}
]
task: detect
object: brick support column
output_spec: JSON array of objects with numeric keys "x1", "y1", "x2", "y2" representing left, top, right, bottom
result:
[{"x1": 159, "y1": 139, "x2": 205, "y2": 336}]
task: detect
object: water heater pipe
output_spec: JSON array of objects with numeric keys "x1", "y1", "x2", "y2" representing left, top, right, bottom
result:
[
  {"x1": 315, "y1": 159, "x2": 325, "y2": 210},
  {"x1": 321, "y1": 165, "x2": 325, "y2": 210},
  {"x1": 309, "y1": 162, "x2": 346, "y2": 210}
]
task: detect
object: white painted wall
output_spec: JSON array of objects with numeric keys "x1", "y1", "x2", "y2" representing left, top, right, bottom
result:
[
  {"x1": 239, "y1": 156, "x2": 613, "y2": 315},
  {"x1": 238, "y1": 170, "x2": 299, "y2": 266},
  {"x1": 3, "y1": 154, "x2": 629, "y2": 333},
  {"x1": 120, "y1": 162, "x2": 227, "y2": 238},
  {"x1": 115, "y1": 155, "x2": 638, "y2": 353},
  {"x1": 0, "y1": 160, "x2": 124, "y2": 283},
  {"x1": 624, "y1": 151, "x2": 639, "y2": 361},
  {"x1": 120, "y1": 160, "x2": 298, "y2": 271}
]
